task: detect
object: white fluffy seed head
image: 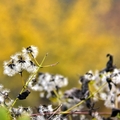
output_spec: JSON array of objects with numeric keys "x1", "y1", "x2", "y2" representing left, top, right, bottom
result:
[{"x1": 22, "y1": 45, "x2": 38, "y2": 58}]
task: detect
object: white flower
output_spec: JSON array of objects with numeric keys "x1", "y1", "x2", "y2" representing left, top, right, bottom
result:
[
  {"x1": 47, "y1": 105, "x2": 53, "y2": 112},
  {"x1": 22, "y1": 45, "x2": 38, "y2": 58},
  {"x1": 54, "y1": 75, "x2": 68, "y2": 88},
  {"x1": 11, "y1": 53, "x2": 31, "y2": 72},
  {"x1": 28, "y1": 75, "x2": 43, "y2": 91},
  {"x1": 25, "y1": 60, "x2": 38, "y2": 73},
  {"x1": 29, "y1": 83, "x2": 43, "y2": 91},
  {"x1": 84, "y1": 70, "x2": 94, "y2": 80},
  {"x1": 3, "y1": 47, "x2": 38, "y2": 76},
  {"x1": 111, "y1": 69, "x2": 120, "y2": 84},
  {"x1": 38, "y1": 73, "x2": 55, "y2": 91},
  {"x1": 92, "y1": 112, "x2": 103, "y2": 120},
  {"x1": 29, "y1": 73, "x2": 68, "y2": 98},
  {"x1": 3, "y1": 60, "x2": 18, "y2": 76},
  {"x1": 80, "y1": 115, "x2": 86, "y2": 120},
  {"x1": 99, "y1": 92, "x2": 107, "y2": 100},
  {"x1": 11, "y1": 52, "x2": 38, "y2": 73},
  {"x1": 11, "y1": 106, "x2": 33, "y2": 117},
  {"x1": 104, "y1": 92, "x2": 115, "y2": 108},
  {"x1": 36, "y1": 115, "x2": 45, "y2": 120},
  {"x1": 38, "y1": 105, "x2": 53, "y2": 115}
]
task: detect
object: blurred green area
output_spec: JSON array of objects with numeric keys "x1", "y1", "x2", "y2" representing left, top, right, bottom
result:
[
  {"x1": 0, "y1": 0, "x2": 120, "y2": 106},
  {"x1": 0, "y1": 107, "x2": 11, "y2": 120}
]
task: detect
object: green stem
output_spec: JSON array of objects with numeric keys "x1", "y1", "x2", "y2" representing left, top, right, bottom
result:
[
  {"x1": 33, "y1": 57, "x2": 40, "y2": 66},
  {"x1": 29, "y1": 53, "x2": 40, "y2": 66},
  {"x1": 9, "y1": 53, "x2": 48, "y2": 109},
  {"x1": 40, "y1": 62, "x2": 59, "y2": 68},
  {"x1": 61, "y1": 82, "x2": 107, "y2": 114},
  {"x1": 53, "y1": 90, "x2": 61, "y2": 104}
]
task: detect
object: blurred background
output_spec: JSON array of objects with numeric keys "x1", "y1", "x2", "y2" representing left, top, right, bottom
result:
[{"x1": 0, "y1": 0, "x2": 120, "y2": 107}]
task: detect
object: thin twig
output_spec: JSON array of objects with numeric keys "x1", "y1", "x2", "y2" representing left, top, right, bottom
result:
[
  {"x1": 40, "y1": 62, "x2": 59, "y2": 68},
  {"x1": 48, "y1": 104, "x2": 62, "y2": 120},
  {"x1": 31, "y1": 111, "x2": 111, "y2": 116},
  {"x1": 61, "y1": 82, "x2": 107, "y2": 114}
]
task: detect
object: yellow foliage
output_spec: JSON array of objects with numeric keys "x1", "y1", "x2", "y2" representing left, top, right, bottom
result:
[{"x1": 0, "y1": 0, "x2": 120, "y2": 106}]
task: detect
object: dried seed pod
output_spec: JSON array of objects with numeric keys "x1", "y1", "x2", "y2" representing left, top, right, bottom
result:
[
  {"x1": 106, "y1": 54, "x2": 115, "y2": 72},
  {"x1": 17, "y1": 90, "x2": 30, "y2": 100},
  {"x1": 111, "y1": 108, "x2": 120, "y2": 117}
]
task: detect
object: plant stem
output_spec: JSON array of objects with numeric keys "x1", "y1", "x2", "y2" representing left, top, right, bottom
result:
[
  {"x1": 61, "y1": 82, "x2": 107, "y2": 114},
  {"x1": 53, "y1": 90, "x2": 61, "y2": 104},
  {"x1": 9, "y1": 53, "x2": 48, "y2": 109},
  {"x1": 40, "y1": 62, "x2": 59, "y2": 68},
  {"x1": 31, "y1": 111, "x2": 111, "y2": 116}
]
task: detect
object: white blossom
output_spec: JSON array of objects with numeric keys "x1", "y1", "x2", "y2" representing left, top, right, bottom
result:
[
  {"x1": 22, "y1": 45, "x2": 38, "y2": 58},
  {"x1": 3, "y1": 60, "x2": 18, "y2": 76}
]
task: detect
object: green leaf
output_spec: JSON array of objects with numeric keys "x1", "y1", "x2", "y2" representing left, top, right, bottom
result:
[
  {"x1": 117, "y1": 113, "x2": 120, "y2": 119},
  {"x1": 0, "y1": 106, "x2": 11, "y2": 120}
]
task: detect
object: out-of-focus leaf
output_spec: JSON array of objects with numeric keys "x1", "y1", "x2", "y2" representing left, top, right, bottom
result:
[
  {"x1": 117, "y1": 113, "x2": 120, "y2": 119},
  {"x1": 0, "y1": 107, "x2": 11, "y2": 120}
]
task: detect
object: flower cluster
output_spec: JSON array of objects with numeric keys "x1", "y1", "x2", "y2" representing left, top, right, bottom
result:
[
  {"x1": 31, "y1": 104, "x2": 68, "y2": 120},
  {"x1": 3, "y1": 46, "x2": 38, "y2": 76},
  {"x1": 93, "y1": 68, "x2": 120, "y2": 109},
  {"x1": 2, "y1": 45, "x2": 120, "y2": 120},
  {"x1": 62, "y1": 71, "x2": 94, "y2": 111},
  {"x1": 60, "y1": 54, "x2": 120, "y2": 119},
  {"x1": 11, "y1": 106, "x2": 32, "y2": 119},
  {"x1": 28, "y1": 72, "x2": 68, "y2": 98}
]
